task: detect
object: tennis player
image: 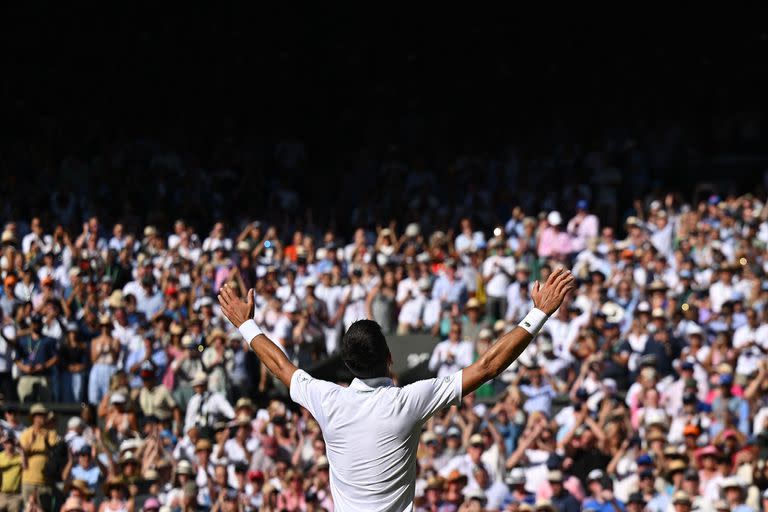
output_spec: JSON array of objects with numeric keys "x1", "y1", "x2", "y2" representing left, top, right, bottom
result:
[{"x1": 218, "y1": 267, "x2": 576, "y2": 511}]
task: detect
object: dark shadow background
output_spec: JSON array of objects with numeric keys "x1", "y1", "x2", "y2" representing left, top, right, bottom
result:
[{"x1": 2, "y1": 6, "x2": 767, "y2": 238}]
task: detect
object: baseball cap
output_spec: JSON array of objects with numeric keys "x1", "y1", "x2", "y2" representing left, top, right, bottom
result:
[
  {"x1": 636, "y1": 454, "x2": 652, "y2": 465},
  {"x1": 720, "y1": 373, "x2": 734, "y2": 386},
  {"x1": 587, "y1": 469, "x2": 604, "y2": 481},
  {"x1": 422, "y1": 432, "x2": 438, "y2": 444},
  {"x1": 683, "y1": 424, "x2": 701, "y2": 437},
  {"x1": 469, "y1": 434, "x2": 484, "y2": 446},
  {"x1": 446, "y1": 426, "x2": 461, "y2": 438},
  {"x1": 505, "y1": 467, "x2": 525, "y2": 485}
]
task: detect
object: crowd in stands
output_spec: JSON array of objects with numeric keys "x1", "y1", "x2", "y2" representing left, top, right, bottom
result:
[{"x1": 0, "y1": 185, "x2": 767, "y2": 512}]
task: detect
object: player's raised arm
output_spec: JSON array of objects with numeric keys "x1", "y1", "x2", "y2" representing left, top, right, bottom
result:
[
  {"x1": 461, "y1": 267, "x2": 575, "y2": 396},
  {"x1": 217, "y1": 284, "x2": 298, "y2": 387}
]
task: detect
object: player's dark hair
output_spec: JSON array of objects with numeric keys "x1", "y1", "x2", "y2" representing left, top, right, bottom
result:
[{"x1": 341, "y1": 320, "x2": 391, "y2": 379}]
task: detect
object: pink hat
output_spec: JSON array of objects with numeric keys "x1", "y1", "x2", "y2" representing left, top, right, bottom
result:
[
  {"x1": 142, "y1": 497, "x2": 160, "y2": 511},
  {"x1": 696, "y1": 445, "x2": 719, "y2": 461}
]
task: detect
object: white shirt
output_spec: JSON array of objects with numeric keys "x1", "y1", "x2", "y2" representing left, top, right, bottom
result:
[
  {"x1": 0, "y1": 325, "x2": 15, "y2": 372},
  {"x1": 709, "y1": 281, "x2": 734, "y2": 313},
  {"x1": 290, "y1": 368, "x2": 463, "y2": 512},
  {"x1": 341, "y1": 284, "x2": 367, "y2": 330},
  {"x1": 482, "y1": 256, "x2": 515, "y2": 298},
  {"x1": 733, "y1": 323, "x2": 766, "y2": 376},
  {"x1": 22, "y1": 232, "x2": 52, "y2": 255},
  {"x1": 202, "y1": 237, "x2": 233, "y2": 253},
  {"x1": 184, "y1": 391, "x2": 236, "y2": 432},
  {"x1": 440, "y1": 453, "x2": 498, "y2": 488},
  {"x1": 428, "y1": 340, "x2": 474, "y2": 378},
  {"x1": 455, "y1": 232, "x2": 486, "y2": 254}
]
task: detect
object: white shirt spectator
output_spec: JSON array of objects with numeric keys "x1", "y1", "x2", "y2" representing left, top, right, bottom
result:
[
  {"x1": 341, "y1": 283, "x2": 367, "y2": 330},
  {"x1": 22, "y1": 232, "x2": 53, "y2": 255},
  {"x1": 428, "y1": 339, "x2": 474, "y2": 378},
  {"x1": 0, "y1": 325, "x2": 15, "y2": 373},
  {"x1": 396, "y1": 277, "x2": 420, "y2": 305},
  {"x1": 709, "y1": 280, "x2": 734, "y2": 313},
  {"x1": 455, "y1": 231, "x2": 486, "y2": 254},
  {"x1": 733, "y1": 323, "x2": 766, "y2": 376},
  {"x1": 440, "y1": 453, "x2": 498, "y2": 489},
  {"x1": 398, "y1": 293, "x2": 426, "y2": 328},
  {"x1": 202, "y1": 237, "x2": 233, "y2": 253},
  {"x1": 482, "y1": 255, "x2": 515, "y2": 299},
  {"x1": 184, "y1": 392, "x2": 236, "y2": 432}
]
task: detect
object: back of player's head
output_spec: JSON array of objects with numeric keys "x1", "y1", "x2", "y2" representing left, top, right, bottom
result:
[{"x1": 341, "y1": 319, "x2": 391, "y2": 379}]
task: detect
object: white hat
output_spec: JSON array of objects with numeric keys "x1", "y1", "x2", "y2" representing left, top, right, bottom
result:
[
  {"x1": 720, "y1": 476, "x2": 745, "y2": 489},
  {"x1": 67, "y1": 417, "x2": 84, "y2": 430},
  {"x1": 304, "y1": 276, "x2": 318, "y2": 288},
  {"x1": 405, "y1": 223, "x2": 420, "y2": 237},
  {"x1": 587, "y1": 469, "x2": 604, "y2": 481},
  {"x1": 478, "y1": 328, "x2": 493, "y2": 340},
  {"x1": 110, "y1": 392, "x2": 127, "y2": 405},
  {"x1": 644, "y1": 410, "x2": 668, "y2": 427},
  {"x1": 176, "y1": 460, "x2": 193, "y2": 475},
  {"x1": 119, "y1": 438, "x2": 142, "y2": 453},
  {"x1": 190, "y1": 372, "x2": 208, "y2": 387},
  {"x1": 600, "y1": 301, "x2": 625, "y2": 324},
  {"x1": 547, "y1": 211, "x2": 563, "y2": 226},
  {"x1": 464, "y1": 488, "x2": 487, "y2": 501},
  {"x1": 506, "y1": 467, "x2": 526, "y2": 485},
  {"x1": 636, "y1": 301, "x2": 651, "y2": 313}
]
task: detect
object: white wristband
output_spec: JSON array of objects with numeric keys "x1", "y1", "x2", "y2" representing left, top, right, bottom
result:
[
  {"x1": 238, "y1": 319, "x2": 263, "y2": 343},
  {"x1": 518, "y1": 308, "x2": 548, "y2": 335}
]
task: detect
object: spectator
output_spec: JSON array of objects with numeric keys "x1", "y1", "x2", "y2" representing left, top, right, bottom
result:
[
  {"x1": 0, "y1": 432, "x2": 22, "y2": 512},
  {"x1": 19, "y1": 404, "x2": 58, "y2": 511},
  {"x1": 428, "y1": 322, "x2": 473, "y2": 378},
  {"x1": 183, "y1": 373, "x2": 235, "y2": 434},
  {"x1": 14, "y1": 317, "x2": 58, "y2": 403},
  {"x1": 566, "y1": 200, "x2": 599, "y2": 253},
  {"x1": 88, "y1": 314, "x2": 120, "y2": 406}
]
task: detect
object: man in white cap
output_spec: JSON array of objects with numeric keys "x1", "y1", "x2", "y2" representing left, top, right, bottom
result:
[
  {"x1": 440, "y1": 434, "x2": 497, "y2": 489},
  {"x1": 218, "y1": 268, "x2": 575, "y2": 511},
  {"x1": 183, "y1": 372, "x2": 235, "y2": 433},
  {"x1": 720, "y1": 476, "x2": 752, "y2": 512}
]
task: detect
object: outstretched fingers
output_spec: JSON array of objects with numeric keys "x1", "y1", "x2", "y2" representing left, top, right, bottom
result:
[{"x1": 546, "y1": 267, "x2": 564, "y2": 286}]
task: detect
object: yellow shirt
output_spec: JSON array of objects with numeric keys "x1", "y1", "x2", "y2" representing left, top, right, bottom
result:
[
  {"x1": 19, "y1": 427, "x2": 58, "y2": 485},
  {"x1": 0, "y1": 451, "x2": 22, "y2": 493}
]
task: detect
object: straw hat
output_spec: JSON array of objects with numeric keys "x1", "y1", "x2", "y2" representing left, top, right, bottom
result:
[
  {"x1": 28, "y1": 403, "x2": 48, "y2": 417},
  {"x1": 103, "y1": 476, "x2": 127, "y2": 493},
  {"x1": 206, "y1": 328, "x2": 227, "y2": 344}
]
